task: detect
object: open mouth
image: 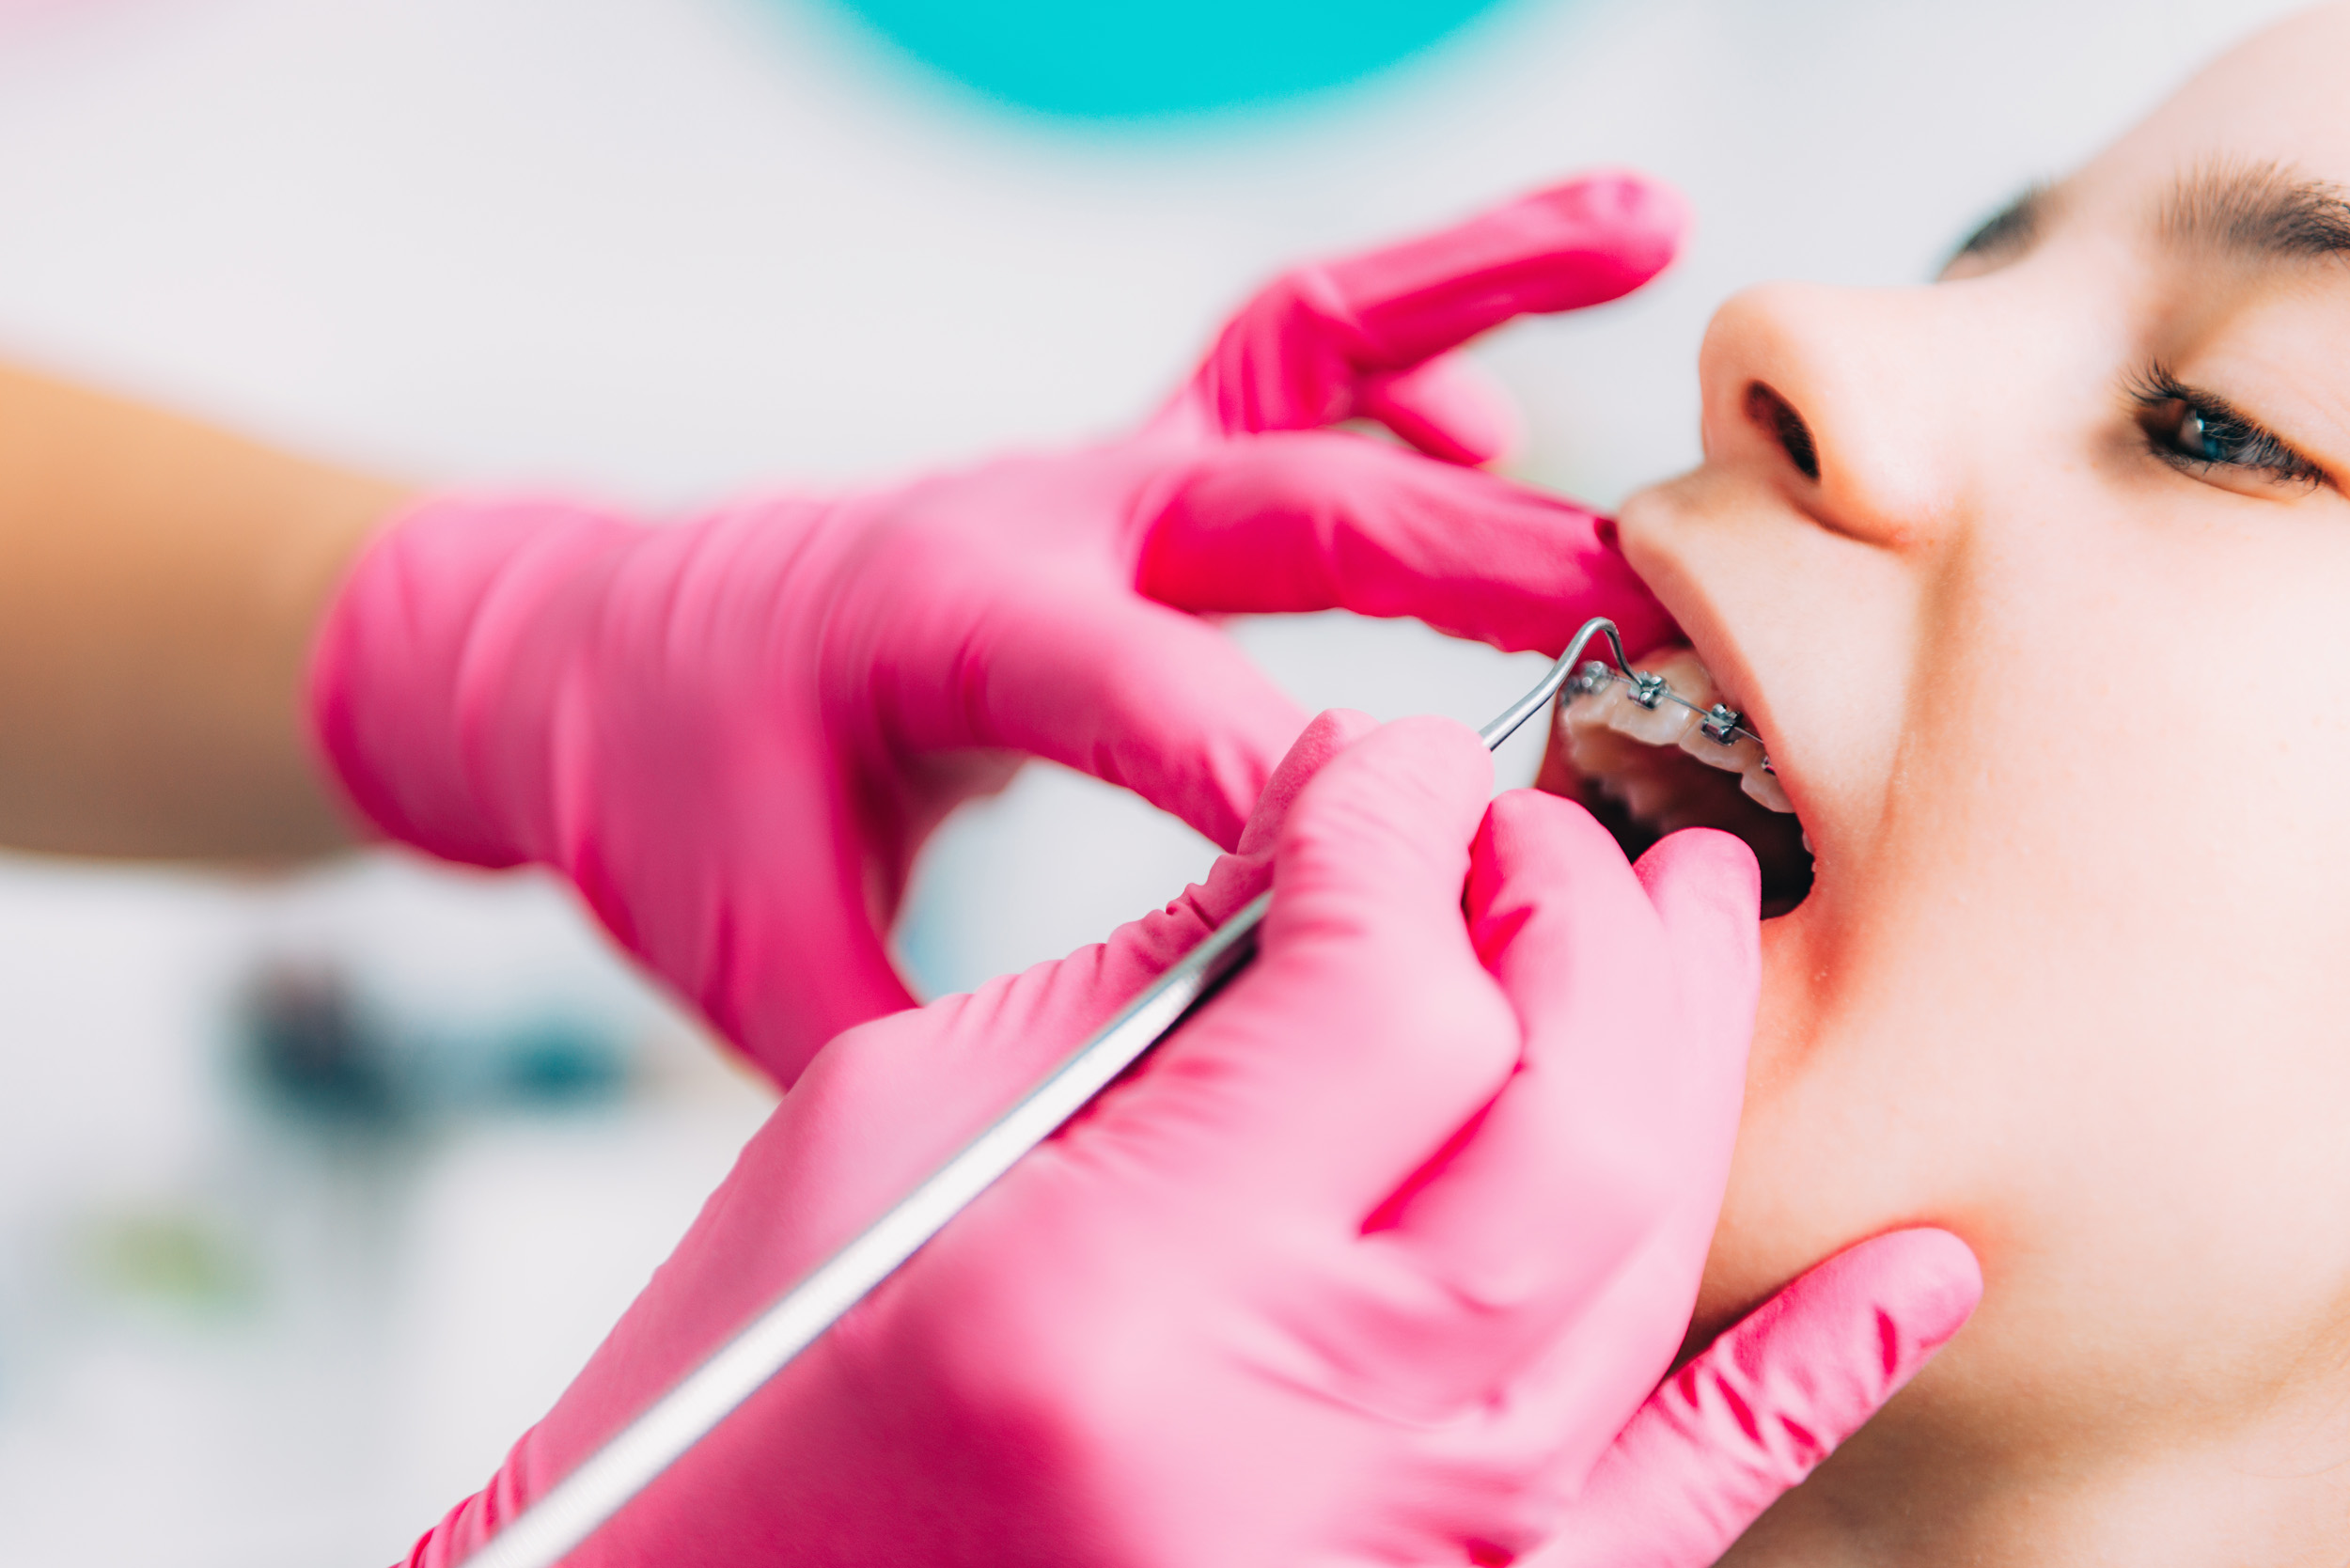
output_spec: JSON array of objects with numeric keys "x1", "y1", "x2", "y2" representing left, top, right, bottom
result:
[{"x1": 1536, "y1": 644, "x2": 1815, "y2": 917}]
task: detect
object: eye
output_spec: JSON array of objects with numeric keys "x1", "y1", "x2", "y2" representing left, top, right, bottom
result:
[{"x1": 2129, "y1": 365, "x2": 2325, "y2": 491}]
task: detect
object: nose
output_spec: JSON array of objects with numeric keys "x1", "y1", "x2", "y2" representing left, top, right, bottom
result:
[{"x1": 1696, "y1": 281, "x2": 1969, "y2": 552}]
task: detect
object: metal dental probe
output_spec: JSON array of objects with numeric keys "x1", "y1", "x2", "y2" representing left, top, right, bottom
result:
[{"x1": 463, "y1": 615, "x2": 1661, "y2": 1568}]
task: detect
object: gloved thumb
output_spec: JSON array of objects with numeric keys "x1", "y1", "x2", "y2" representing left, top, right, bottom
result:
[
  {"x1": 1533, "y1": 1228, "x2": 1982, "y2": 1568},
  {"x1": 1235, "y1": 707, "x2": 1382, "y2": 857},
  {"x1": 1356, "y1": 353, "x2": 1523, "y2": 466}
]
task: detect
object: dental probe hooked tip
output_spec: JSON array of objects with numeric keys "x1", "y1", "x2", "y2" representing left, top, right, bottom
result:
[
  {"x1": 462, "y1": 614, "x2": 1647, "y2": 1568},
  {"x1": 1476, "y1": 616, "x2": 1636, "y2": 750}
]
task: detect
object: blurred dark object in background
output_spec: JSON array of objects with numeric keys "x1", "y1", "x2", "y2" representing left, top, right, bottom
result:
[{"x1": 239, "y1": 956, "x2": 630, "y2": 1131}]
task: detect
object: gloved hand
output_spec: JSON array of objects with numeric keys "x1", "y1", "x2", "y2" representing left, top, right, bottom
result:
[
  {"x1": 307, "y1": 174, "x2": 1684, "y2": 1089},
  {"x1": 400, "y1": 713, "x2": 1979, "y2": 1567},
  {"x1": 1525, "y1": 1227, "x2": 1980, "y2": 1568}
]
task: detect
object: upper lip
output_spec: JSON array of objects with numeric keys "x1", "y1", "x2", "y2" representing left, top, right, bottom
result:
[{"x1": 1615, "y1": 505, "x2": 1805, "y2": 833}]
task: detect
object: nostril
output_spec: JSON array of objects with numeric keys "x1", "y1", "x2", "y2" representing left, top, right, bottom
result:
[{"x1": 1746, "y1": 382, "x2": 1820, "y2": 480}]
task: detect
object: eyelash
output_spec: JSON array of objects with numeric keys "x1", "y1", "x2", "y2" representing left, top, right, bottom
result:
[{"x1": 2126, "y1": 364, "x2": 2325, "y2": 487}]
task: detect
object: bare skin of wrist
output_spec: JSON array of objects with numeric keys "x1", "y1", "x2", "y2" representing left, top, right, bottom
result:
[{"x1": 0, "y1": 361, "x2": 405, "y2": 860}]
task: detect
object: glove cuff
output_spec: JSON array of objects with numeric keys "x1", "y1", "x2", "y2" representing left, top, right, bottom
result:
[{"x1": 305, "y1": 492, "x2": 642, "y2": 869}]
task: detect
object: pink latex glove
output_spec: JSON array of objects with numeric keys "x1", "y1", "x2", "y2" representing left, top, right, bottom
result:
[
  {"x1": 307, "y1": 174, "x2": 1684, "y2": 1090},
  {"x1": 401, "y1": 714, "x2": 1979, "y2": 1567}
]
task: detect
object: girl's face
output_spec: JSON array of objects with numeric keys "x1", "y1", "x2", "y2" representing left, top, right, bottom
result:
[{"x1": 1600, "y1": 2, "x2": 2350, "y2": 1552}]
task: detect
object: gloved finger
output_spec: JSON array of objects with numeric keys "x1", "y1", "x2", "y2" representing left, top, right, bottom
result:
[
  {"x1": 1105, "y1": 705, "x2": 1386, "y2": 991},
  {"x1": 1159, "y1": 173, "x2": 1686, "y2": 440},
  {"x1": 1355, "y1": 353, "x2": 1522, "y2": 466},
  {"x1": 1139, "y1": 430, "x2": 1678, "y2": 658},
  {"x1": 1128, "y1": 716, "x2": 1521, "y2": 1223},
  {"x1": 770, "y1": 709, "x2": 1386, "y2": 1279},
  {"x1": 875, "y1": 571, "x2": 1309, "y2": 852},
  {"x1": 1231, "y1": 706, "x2": 1382, "y2": 858},
  {"x1": 1367, "y1": 798, "x2": 1756, "y2": 1367},
  {"x1": 1323, "y1": 172, "x2": 1687, "y2": 370},
  {"x1": 1632, "y1": 826, "x2": 1764, "y2": 1090},
  {"x1": 599, "y1": 722, "x2": 922, "y2": 1091},
  {"x1": 1529, "y1": 1230, "x2": 1982, "y2": 1568}
]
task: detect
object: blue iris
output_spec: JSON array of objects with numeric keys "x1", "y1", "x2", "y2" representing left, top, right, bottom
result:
[{"x1": 819, "y1": 0, "x2": 1519, "y2": 120}]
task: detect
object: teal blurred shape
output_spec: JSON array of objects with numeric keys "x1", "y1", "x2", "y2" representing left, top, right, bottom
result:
[{"x1": 821, "y1": 0, "x2": 1519, "y2": 119}]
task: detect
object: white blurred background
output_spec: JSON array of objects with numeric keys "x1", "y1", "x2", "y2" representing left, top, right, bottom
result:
[{"x1": 0, "y1": 0, "x2": 2305, "y2": 1560}]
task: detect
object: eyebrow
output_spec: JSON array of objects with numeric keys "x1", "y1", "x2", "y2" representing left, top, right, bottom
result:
[
  {"x1": 1950, "y1": 184, "x2": 2050, "y2": 267},
  {"x1": 1946, "y1": 165, "x2": 2350, "y2": 278},
  {"x1": 2160, "y1": 161, "x2": 2350, "y2": 261}
]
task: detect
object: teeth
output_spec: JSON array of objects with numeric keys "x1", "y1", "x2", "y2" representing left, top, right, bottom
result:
[
  {"x1": 1560, "y1": 643, "x2": 1797, "y2": 819},
  {"x1": 1742, "y1": 766, "x2": 1794, "y2": 814},
  {"x1": 1609, "y1": 649, "x2": 1716, "y2": 746},
  {"x1": 1678, "y1": 713, "x2": 1765, "y2": 775},
  {"x1": 1563, "y1": 666, "x2": 1637, "y2": 740}
]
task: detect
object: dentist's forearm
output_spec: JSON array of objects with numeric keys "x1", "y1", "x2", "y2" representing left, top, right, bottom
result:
[{"x1": 0, "y1": 360, "x2": 404, "y2": 858}]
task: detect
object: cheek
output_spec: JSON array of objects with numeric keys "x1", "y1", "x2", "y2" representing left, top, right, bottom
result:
[
  {"x1": 1856, "y1": 472, "x2": 2350, "y2": 1048},
  {"x1": 1691, "y1": 952, "x2": 1935, "y2": 1338},
  {"x1": 1877, "y1": 509, "x2": 2350, "y2": 1204},
  {"x1": 1695, "y1": 493, "x2": 2350, "y2": 1346},
  {"x1": 2009, "y1": 500, "x2": 2350, "y2": 1020}
]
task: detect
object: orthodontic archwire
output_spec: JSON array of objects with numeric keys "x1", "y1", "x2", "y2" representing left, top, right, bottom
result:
[{"x1": 1556, "y1": 635, "x2": 1779, "y2": 777}]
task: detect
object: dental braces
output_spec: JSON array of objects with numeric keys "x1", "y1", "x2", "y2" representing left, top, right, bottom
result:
[{"x1": 1563, "y1": 659, "x2": 1778, "y2": 774}]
